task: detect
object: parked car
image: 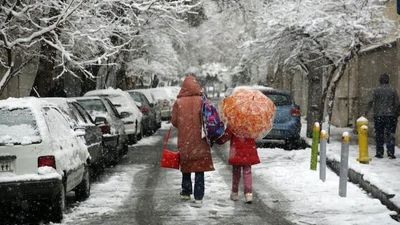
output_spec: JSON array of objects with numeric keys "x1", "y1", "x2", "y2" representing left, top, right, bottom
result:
[
  {"x1": 127, "y1": 90, "x2": 160, "y2": 134},
  {"x1": 84, "y1": 88, "x2": 143, "y2": 144},
  {"x1": 147, "y1": 87, "x2": 175, "y2": 120},
  {"x1": 0, "y1": 98, "x2": 90, "y2": 222},
  {"x1": 75, "y1": 96, "x2": 128, "y2": 164},
  {"x1": 43, "y1": 98, "x2": 104, "y2": 173},
  {"x1": 134, "y1": 89, "x2": 162, "y2": 128},
  {"x1": 229, "y1": 86, "x2": 302, "y2": 149}
]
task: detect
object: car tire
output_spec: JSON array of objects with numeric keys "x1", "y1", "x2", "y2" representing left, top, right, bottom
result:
[
  {"x1": 48, "y1": 183, "x2": 65, "y2": 223},
  {"x1": 75, "y1": 167, "x2": 90, "y2": 201},
  {"x1": 284, "y1": 139, "x2": 301, "y2": 150}
]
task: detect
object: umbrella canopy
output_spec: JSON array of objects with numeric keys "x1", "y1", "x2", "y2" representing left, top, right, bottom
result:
[{"x1": 222, "y1": 88, "x2": 276, "y2": 138}]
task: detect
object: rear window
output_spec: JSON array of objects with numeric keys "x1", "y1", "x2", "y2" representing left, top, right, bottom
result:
[
  {"x1": 0, "y1": 108, "x2": 41, "y2": 145},
  {"x1": 263, "y1": 93, "x2": 291, "y2": 106}
]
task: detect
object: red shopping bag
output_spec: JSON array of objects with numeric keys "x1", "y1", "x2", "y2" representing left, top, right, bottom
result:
[{"x1": 160, "y1": 128, "x2": 180, "y2": 169}]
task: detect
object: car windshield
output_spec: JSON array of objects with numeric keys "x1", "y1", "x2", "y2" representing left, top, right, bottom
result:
[
  {"x1": 128, "y1": 92, "x2": 142, "y2": 103},
  {"x1": 263, "y1": 93, "x2": 291, "y2": 106},
  {"x1": 0, "y1": 108, "x2": 41, "y2": 145}
]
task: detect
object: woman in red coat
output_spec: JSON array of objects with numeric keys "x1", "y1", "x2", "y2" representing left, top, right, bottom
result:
[
  {"x1": 217, "y1": 126, "x2": 260, "y2": 203},
  {"x1": 171, "y1": 75, "x2": 214, "y2": 207}
]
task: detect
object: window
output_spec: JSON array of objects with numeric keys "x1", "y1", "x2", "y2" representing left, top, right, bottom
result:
[
  {"x1": 105, "y1": 98, "x2": 121, "y2": 118},
  {"x1": 0, "y1": 108, "x2": 41, "y2": 145},
  {"x1": 43, "y1": 107, "x2": 74, "y2": 139},
  {"x1": 264, "y1": 93, "x2": 291, "y2": 106}
]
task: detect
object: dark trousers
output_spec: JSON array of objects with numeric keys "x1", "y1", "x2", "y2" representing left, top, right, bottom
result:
[
  {"x1": 181, "y1": 172, "x2": 204, "y2": 200},
  {"x1": 374, "y1": 116, "x2": 397, "y2": 156}
]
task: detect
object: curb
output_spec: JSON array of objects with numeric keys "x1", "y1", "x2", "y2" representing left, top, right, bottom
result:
[{"x1": 326, "y1": 157, "x2": 400, "y2": 217}]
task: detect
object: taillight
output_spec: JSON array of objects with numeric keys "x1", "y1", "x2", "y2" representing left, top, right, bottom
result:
[
  {"x1": 291, "y1": 108, "x2": 301, "y2": 117},
  {"x1": 140, "y1": 107, "x2": 149, "y2": 114},
  {"x1": 38, "y1": 156, "x2": 56, "y2": 169},
  {"x1": 99, "y1": 124, "x2": 111, "y2": 134}
]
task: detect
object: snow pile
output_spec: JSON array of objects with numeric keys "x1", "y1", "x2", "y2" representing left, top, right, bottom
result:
[
  {"x1": 254, "y1": 148, "x2": 398, "y2": 225},
  {"x1": 326, "y1": 141, "x2": 400, "y2": 210},
  {"x1": 0, "y1": 171, "x2": 61, "y2": 183},
  {"x1": 61, "y1": 165, "x2": 145, "y2": 224}
]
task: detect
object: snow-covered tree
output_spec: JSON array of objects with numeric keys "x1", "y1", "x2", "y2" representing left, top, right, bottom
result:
[
  {"x1": 245, "y1": 0, "x2": 396, "y2": 136},
  {"x1": 0, "y1": 0, "x2": 202, "y2": 95}
]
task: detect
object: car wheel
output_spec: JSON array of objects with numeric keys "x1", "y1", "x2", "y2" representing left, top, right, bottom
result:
[
  {"x1": 48, "y1": 183, "x2": 65, "y2": 223},
  {"x1": 75, "y1": 167, "x2": 90, "y2": 201},
  {"x1": 284, "y1": 139, "x2": 300, "y2": 150}
]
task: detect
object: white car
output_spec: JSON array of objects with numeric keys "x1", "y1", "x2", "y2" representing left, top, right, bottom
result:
[
  {"x1": 0, "y1": 98, "x2": 90, "y2": 222},
  {"x1": 84, "y1": 88, "x2": 143, "y2": 144},
  {"x1": 147, "y1": 87, "x2": 176, "y2": 120}
]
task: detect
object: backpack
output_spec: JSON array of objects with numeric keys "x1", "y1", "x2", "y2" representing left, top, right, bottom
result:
[{"x1": 201, "y1": 94, "x2": 225, "y2": 144}]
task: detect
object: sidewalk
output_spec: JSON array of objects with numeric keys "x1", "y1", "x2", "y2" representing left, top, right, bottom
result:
[{"x1": 304, "y1": 122, "x2": 400, "y2": 221}]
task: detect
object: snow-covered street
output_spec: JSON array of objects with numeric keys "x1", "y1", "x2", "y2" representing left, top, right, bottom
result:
[{"x1": 39, "y1": 123, "x2": 397, "y2": 225}]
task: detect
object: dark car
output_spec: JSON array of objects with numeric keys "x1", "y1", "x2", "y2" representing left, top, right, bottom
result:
[
  {"x1": 134, "y1": 89, "x2": 162, "y2": 128},
  {"x1": 75, "y1": 96, "x2": 128, "y2": 165},
  {"x1": 127, "y1": 90, "x2": 159, "y2": 134},
  {"x1": 43, "y1": 98, "x2": 104, "y2": 172},
  {"x1": 229, "y1": 86, "x2": 302, "y2": 149}
]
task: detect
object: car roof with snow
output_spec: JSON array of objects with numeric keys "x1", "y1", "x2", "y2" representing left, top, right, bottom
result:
[
  {"x1": 84, "y1": 88, "x2": 142, "y2": 120},
  {"x1": 0, "y1": 97, "x2": 56, "y2": 111},
  {"x1": 233, "y1": 85, "x2": 289, "y2": 95}
]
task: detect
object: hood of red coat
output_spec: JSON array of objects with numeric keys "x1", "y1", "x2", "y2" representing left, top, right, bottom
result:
[{"x1": 177, "y1": 75, "x2": 202, "y2": 98}]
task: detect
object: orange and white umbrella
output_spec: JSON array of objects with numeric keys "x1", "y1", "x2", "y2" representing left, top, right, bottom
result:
[{"x1": 222, "y1": 88, "x2": 276, "y2": 139}]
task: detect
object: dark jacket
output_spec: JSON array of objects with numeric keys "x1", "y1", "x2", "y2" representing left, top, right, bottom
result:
[
  {"x1": 171, "y1": 76, "x2": 214, "y2": 173},
  {"x1": 367, "y1": 84, "x2": 400, "y2": 117}
]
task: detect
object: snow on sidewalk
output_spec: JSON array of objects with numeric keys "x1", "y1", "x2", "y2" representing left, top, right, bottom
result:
[
  {"x1": 61, "y1": 165, "x2": 146, "y2": 225},
  {"x1": 254, "y1": 147, "x2": 398, "y2": 225},
  {"x1": 323, "y1": 129, "x2": 400, "y2": 212}
]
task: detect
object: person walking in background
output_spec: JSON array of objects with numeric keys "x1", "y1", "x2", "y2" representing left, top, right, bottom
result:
[
  {"x1": 151, "y1": 74, "x2": 159, "y2": 88},
  {"x1": 366, "y1": 73, "x2": 400, "y2": 159},
  {"x1": 171, "y1": 74, "x2": 214, "y2": 208},
  {"x1": 216, "y1": 126, "x2": 260, "y2": 203}
]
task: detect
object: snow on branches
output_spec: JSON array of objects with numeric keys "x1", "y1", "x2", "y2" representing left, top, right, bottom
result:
[
  {"x1": 0, "y1": 0, "x2": 200, "y2": 94},
  {"x1": 251, "y1": 0, "x2": 395, "y2": 73}
]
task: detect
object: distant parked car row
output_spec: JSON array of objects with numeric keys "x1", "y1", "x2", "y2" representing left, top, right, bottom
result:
[{"x1": 0, "y1": 86, "x2": 179, "y2": 223}]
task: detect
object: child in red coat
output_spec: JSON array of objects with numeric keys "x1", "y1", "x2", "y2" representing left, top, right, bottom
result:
[{"x1": 216, "y1": 126, "x2": 260, "y2": 203}]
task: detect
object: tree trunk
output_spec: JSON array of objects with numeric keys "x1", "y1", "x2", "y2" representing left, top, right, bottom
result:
[
  {"x1": 306, "y1": 55, "x2": 324, "y2": 138},
  {"x1": 31, "y1": 42, "x2": 56, "y2": 97}
]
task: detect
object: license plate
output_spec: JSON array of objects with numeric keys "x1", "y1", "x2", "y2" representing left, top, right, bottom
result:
[
  {"x1": 0, "y1": 156, "x2": 16, "y2": 172},
  {"x1": 268, "y1": 130, "x2": 281, "y2": 136}
]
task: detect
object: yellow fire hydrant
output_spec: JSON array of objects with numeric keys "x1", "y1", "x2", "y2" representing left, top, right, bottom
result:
[
  {"x1": 356, "y1": 117, "x2": 370, "y2": 164},
  {"x1": 356, "y1": 116, "x2": 368, "y2": 134}
]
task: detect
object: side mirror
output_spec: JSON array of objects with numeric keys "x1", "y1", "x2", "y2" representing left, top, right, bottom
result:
[
  {"x1": 119, "y1": 112, "x2": 131, "y2": 119},
  {"x1": 94, "y1": 117, "x2": 107, "y2": 125},
  {"x1": 149, "y1": 103, "x2": 154, "y2": 108}
]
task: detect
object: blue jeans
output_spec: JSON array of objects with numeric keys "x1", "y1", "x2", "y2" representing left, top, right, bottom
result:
[
  {"x1": 181, "y1": 172, "x2": 204, "y2": 200},
  {"x1": 374, "y1": 116, "x2": 397, "y2": 156}
]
